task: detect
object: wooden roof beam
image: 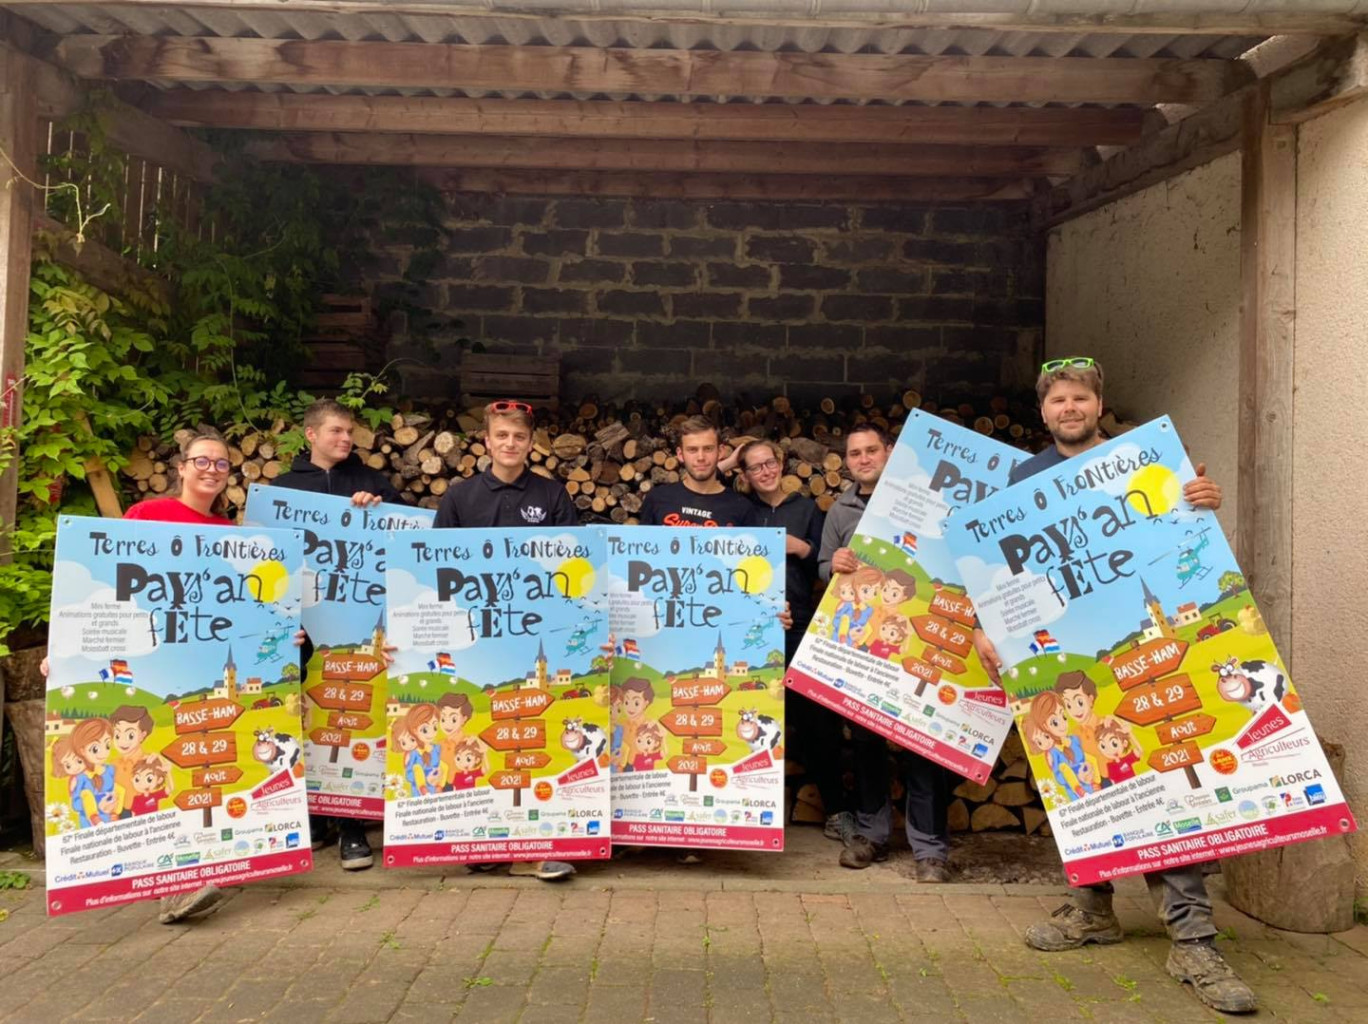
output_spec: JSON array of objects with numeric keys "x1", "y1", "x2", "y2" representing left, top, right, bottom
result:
[
  {"x1": 242, "y1": 132, "x2": 1084, "y2": 176},
  {"x1": 51, "y1": 35, "x2": 1251, "y2": 105},
  {"x1": 144, "y1": 91, "x2": 1147, "y2": 147}
]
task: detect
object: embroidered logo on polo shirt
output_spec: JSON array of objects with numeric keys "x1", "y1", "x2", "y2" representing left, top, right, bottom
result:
[{"x1": 521, "y1": 505, "x2": 547, "y2": 524}]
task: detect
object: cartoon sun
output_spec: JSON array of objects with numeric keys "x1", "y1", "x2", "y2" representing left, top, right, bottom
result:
[
  {"x1": 554, "y1": 558, "x2": 596, "y2": 600},
  {"x1": 1127, "y1": 464, "x2": 1181, "y2": 517},
  {"x1": 247, "y1": 560, "x2": 292, "y2": 603},
  {"x1": 735, "y1": 555, "x2": 773, "y2": 595}
]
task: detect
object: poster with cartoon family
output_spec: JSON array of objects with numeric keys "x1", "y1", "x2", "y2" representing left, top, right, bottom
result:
[
  {"x1": 785, "y1": 411, "x2": 1020, "y2": 783},
  {"x1": 605, "y1": 527, "x2": 787, "y2": 851},
  {"x1": 381, "y1": 528, "x2": 611, "y2": 866},
  {"x1": 243, "y1": 486, "x2": 433, "y2": 819},
  {"x1": 948, "y1": 417, "x2": 1357, "y2": 885},
  {"x1": 44, "y1": 517, "x2": 311, "y2": 916}
]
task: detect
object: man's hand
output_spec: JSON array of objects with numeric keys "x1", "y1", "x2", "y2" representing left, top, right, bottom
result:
[
  {"x1": 830, "y1": 547, "x2": 860, "y2": 575},
  {"x1": 785, "y1": 535, "x2": 811, "y2": 559},
  {"x1": 973, "y1": 628, "x2": 1003, "y2": 686},
  {"x1": 350, "y1": 491, "x2": 384, "y2": 507},
  {"x1": 1183, "y1": 463, "x2": 1223, "y2": 511},
  {"x1": 293, "y1": 628, "x2": 308, "y2": 647},
  {"x1": 778, "y1": 602, "x2": 793, "y2": 631},
  {"x1": 382, "y1": 644, "x2": 398, "y2": 667}
]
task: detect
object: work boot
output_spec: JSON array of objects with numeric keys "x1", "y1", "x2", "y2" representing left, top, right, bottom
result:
[
  {"x1": 339, "y1": 823, "x2": 374, "y2": 871},
  {"x1": 838, "y1": 835, "x2": 889, "y2": 869},
  {"x1": 1024, "y1": 901, "x2": 1124, "y2": 951},
  {"x1": 508, "y1": 860, "x2": 576, "y2": 881},
  {"x1": 915, "y1": 859, "x2": 951, "y2": 884},
  {"x1": 823, "y1": 811, "x2": 855, "y2": 843},
  {"x1": 1166, "y1": 938, "x2": 1258, "y2": 1014},
  {"x1": 158, "y1": 885, "x2": 225, "y2": 925},
  {"x1": 309, "y1": 815, "x2": 336, "y2": 851}
]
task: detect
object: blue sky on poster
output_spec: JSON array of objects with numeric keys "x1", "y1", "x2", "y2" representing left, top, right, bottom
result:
[{"x1": 48, "y1": 518, "x2": 303, "y2": 696}]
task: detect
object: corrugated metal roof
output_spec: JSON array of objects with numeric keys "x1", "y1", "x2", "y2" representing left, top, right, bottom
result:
[{"x1": 10, "y1": 3, "x2": 1268, "y2": 106}]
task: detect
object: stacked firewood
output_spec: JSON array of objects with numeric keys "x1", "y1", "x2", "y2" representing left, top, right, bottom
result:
[{"x1": 120, "y1": 387, "x2": 1055, "y2": 521}]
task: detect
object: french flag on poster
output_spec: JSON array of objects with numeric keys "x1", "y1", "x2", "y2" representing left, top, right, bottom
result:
[
  {"x1": 1029, "y1": 630, "x2": 1061, "y2": 656},
  {"x1": 427, "y1": 652, "x2": 457, "y2": 676},
  {"x1": 620, "y1": 639, "x2": 641, "y2": 661},
  {"x1": 99, "y1": 659, "x2": 134, "y2": 684},
  {"x1": 895, "y1": 532, "x2": 918, "y2": 557}
]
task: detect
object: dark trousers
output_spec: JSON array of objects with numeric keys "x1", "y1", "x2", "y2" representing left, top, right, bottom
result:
[
  {"x1": 1076, "y1": 865, "x2": 1216, "y2": 941},
  {"x1": 851, "y1": 727, "x2": 953, "y2": 861},
  {"x1": 789, "y1": 694, "x2": 847, "y2": 818}
]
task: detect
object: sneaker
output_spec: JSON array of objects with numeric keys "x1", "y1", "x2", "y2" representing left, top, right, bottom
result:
[
  {"x1": 508, "y1": 860, "x2": 576, "y2": 881},
  {"x1": 823, "y1": 811, "x2": 855, "y2": 843},
  {"x1": 339, "y1": 825, "x2": 373, "y2": 871},
  {"x1": 1166, "y1": 939, "x2": 1258, "y2": 1014},
  {"x1": 676, "y1": 851, "x2": 704, "y2": 865},
  {"x1": 158, "y1": 885, "x2": 225, "y2": 924},
  {"x1": 838, "y1": 835, "x2": 889, "y2": 870},
  {"x1": 1024, "y1": 902, "x2": 1124, "y2": 951},
  {"x1": 915, "y1": 859, "x2": 951, "y2": 883}
]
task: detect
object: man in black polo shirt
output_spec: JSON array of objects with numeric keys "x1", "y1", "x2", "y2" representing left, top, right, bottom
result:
[
  {"x1": 973, "y1": 357, "x2": 1252, "y2": 1016},
  {"x1": 434, "y1": 400, "x2": 578, "y2": 882},
  {"x1": 639, "y1": 416, "x2": 756, "y2": 528}
]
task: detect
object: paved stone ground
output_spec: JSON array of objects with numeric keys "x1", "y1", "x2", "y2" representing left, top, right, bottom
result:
[{"x1": 1, "y1": 829, "x2": 1366, "y2": 1024}]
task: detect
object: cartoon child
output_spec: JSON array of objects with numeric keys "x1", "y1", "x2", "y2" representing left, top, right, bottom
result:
[
  {"x1": 1026, "y1": 692, "x2": 1096, "y2": 803},
  {"x1": 110, "y1": 704, "x2": 171, "y2": 819},
  {"x1": 68, "y1": 718, "x2": 120, "y2": 826},
  {"x1": 1054, "y1": 672, "x2": 1107, "y2": 772},
  {"x1": 844, "y1": 567, "x2": 885, "y2": 648},
  {"x1": 631, "y1": 723, "x2": 664, "y2": 772},
  {"x1": 608, "y1": 685, "x2": 625, "y2": 763},
  {"x1": 860, "y1": 569, "x2": 917, "y2": 646},
  {"x1": 448, "y1": 739, "x2": 486, "y2": 791},
  {"x1": 129, "y1": 758, "x2": 170, "y2": 815},
  {"x1": 829, "y1": 576, "x2": 859, "y2": 643},
  {"x1": 865, "y1": 615, "x2": 910, "y2": 661},
  {"x1": 392, "y1": 718, "x2": 431, "y2": 797},
  {"x1": 50, "y1": 737, "x2": 97, "y2": 829},
  {"x1": 437, "y1": 692, "x2": 487, "y2": 790},
  {"x1": 618, "y1": 677, "x2": 655, "y2": 771},
  {"x1": 405, "y1": 704, "x2": 444, "y2": 792},
  {"x1": 1095, "y1": 717, "x2": 1142, "y2": 787}
]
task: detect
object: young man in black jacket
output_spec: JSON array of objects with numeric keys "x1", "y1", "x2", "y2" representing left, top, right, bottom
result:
[{"x1": 272, "y1": 399, "x2": 404, "y2": 872}]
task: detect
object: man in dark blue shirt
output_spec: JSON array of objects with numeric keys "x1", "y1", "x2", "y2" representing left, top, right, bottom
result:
[{"x1": 973, "y1": 358, "x2": 1253, "y2": 1016}]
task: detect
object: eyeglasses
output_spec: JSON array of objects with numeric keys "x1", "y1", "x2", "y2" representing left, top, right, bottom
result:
[
  {"x1": 744, "y1": 458, "x2": 780, "y2": 475},
  {"x1": 488, "y1": 400, "x2": 534, "y2": 414},
  {"x1": 1041, "y1": 357, "x2": 1096, "y2": 373},
  {"x1": 189, "y1": 456, "x2": 231, "y2": 473}
]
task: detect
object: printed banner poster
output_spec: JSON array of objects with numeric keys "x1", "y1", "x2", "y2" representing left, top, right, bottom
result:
[
  {"x1": 785, "y1": 410, "x2": 1020, "y2": 782},
  {"x1": 45, "y1": 517, "x2": 311, "y2": 916},
  {"x1": 606, "y1": 526, "x2": 787, "y2": 851},
  {"x1": 948, "y1": 417, "x2": 1357, "y2": 885},
  {"x1": 383, "y1": 528, "x2": 611, "y2": 866},
  {"x1": 243, "y1": 485, "x2": 434, "y2": 819}
]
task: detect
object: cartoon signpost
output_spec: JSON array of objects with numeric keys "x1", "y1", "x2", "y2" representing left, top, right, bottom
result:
[
  {"x1": 307, "y1": 653, "x2": 383, "y2": 764},
  {"x1": 660, "y1": 677, "x2": 729, "y2": 792},
  {"x1": 165, "y1": 696, "x2": 243, "y2": 827},
  {"x1": 1107, "y1": 637, "x2": 1208, "y2": 788},
  {"x1": 482, "y1": 687, "x2": 554, "y2": 807},
  {"x1": 903, "y1": 586, "x2": 975, "y2": 698}
]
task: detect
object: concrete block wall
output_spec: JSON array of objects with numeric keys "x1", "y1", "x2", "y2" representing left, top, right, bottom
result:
[{"x1": 373, "y1": 194, "x2": 1044, "y2": 404}]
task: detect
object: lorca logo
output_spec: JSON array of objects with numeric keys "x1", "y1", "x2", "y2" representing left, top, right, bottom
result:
[{"x1": 1270, "y1": 770, "x2": 1321, "y2": 787}]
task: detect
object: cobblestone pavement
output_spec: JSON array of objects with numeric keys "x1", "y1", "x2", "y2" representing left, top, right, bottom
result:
[{"x1": 1, "y1": 832, "x2": 1366, "y2": 1024}]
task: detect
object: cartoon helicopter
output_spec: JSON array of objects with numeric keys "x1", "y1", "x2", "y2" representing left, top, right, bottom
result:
[
  {"x1": 549, "y1": 619, "x2": 596, "y2": 656},
  {"x1": 739, "y1": 621, "x2": 768, "y2": 650},
  {"x1": 1148, "y1": 527, "x2": 1214, "y2": 589},
  {"x1": 247, "y1": 624, "x2": 290, "y2": 663}
]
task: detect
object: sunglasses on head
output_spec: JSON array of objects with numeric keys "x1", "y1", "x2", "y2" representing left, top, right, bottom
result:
[
  {"x1": 1040, "y1": 356, "x2": 1096, "y2": 374},
  {"x1": 488, "y1": 400, "x2": 534, "y2": 414}
]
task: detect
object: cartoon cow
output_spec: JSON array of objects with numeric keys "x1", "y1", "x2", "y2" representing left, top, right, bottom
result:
[
  {"x1": 560, "y1": 718, "x2": 607, "y2": 762},
  {"x1": 1212, "y1": 657, "x2": 1287, "y2": 714},
  {"x1": 736, "y1": 709, "x2": 782, "y2": 753},
  {"x1": 252, "y1": 729, "x2": 302, "y2": 774}
]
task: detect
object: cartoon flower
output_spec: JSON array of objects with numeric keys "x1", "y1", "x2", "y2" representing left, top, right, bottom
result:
[
  {"x1": 45, "y1": 803, "x2": 72, "y2": 825},
  {"x1": 384, "y1": 774, "x2": 404, "y2": 795},
  {"x1": 57, "y1": 818, "x2": 78, "y2": 833}
]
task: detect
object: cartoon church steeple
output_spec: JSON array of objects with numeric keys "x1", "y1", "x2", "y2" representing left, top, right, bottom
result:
[
  {"x1": 369, "y1": 609, "x2": 386, "y2": 657},
  {"x1": 1140, "y1": 577, "x2": 1177, "y2": 640},
  {"x1": 713, "y1": 632, "x2": 726, "y2": 680},
  {"x1": 222, "y1": 646, "x2": 238, "y2": 701},
  {"x1": 534, "y1": 638, "x2": 548, "y2": 689}
]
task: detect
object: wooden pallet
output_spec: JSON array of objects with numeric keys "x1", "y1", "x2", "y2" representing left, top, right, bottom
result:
[{"x1": 461, "y1": 353, "x2": 561, "y2": 410}]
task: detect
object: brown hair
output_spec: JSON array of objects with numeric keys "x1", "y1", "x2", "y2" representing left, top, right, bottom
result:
[
  {"x1": 437, "y1": 692, "x2": 474, "y2": 719},
  {"x1": 164, "y1": 429, "x2": 231, "y2": 517},
  {"x1": 1054, "y1": 671, "x2": 1097, "y2": 700},
  {"x1": 1025, "y1": 692, "x2": 1064, "y2": 752},
  {"x1": 404, "y1": 704, "x2": 438, "y2": 738},
  {"x1": 51, "y1": 737, "x2": 81, "y2": 778},
  {"x1": 110, "y1": 704, "x2": 153, "y2": 739},
  {"x1": 1036, "y1": 363, "x2": 1104, "y2": 404},
  {"x1": 635, "y1": 722, "x2": 663, "y2": 746},
  {"x1": 881, "y1": 569, "x2": 917, "y2": 601},
  {"x1": 877, "y1": 615, "x2": 911, "y2": 644},
  {"x1": 391, "y1": 717, "x2": 415, "y2": 747},
  {"x1": 1095, "y1": 718, "x2": 1133, "y2": 755},
  {"x1": 609, "y1": 685, "x2": 622, "y2": 704},
  {"x1": 734, "y1": 439, "x2": 785, "y2": 495},
  {"x1": 451, "y1": 738, "x2": 483, "y2": 761},
  {"x1": 69, "y1": 718, "x2": 112, "y2": 768},
  {"x1": 484, "y1": 402, "x2": 535, "y2": 433},
  {"x1": 302, "y1": 399, "x2": 352, "y2": 432},
  {"x1": 675, "y1": 416, "x2": 718, "y2": 448},
  {"x1": 851, "y1": 566, "x2": 884, "y2": 591},
  {"x1": 621, "y1": 677, "x2": 655, "y2": 704},
  {"x1": 846, "y1": 423, "x2": 893, "y2": 451},
  {"x1": 132, "y1": 757, "x2": 168, "y2": 789}
]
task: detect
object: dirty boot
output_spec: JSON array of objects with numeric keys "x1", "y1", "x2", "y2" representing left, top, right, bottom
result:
[
  {"x1": 1166, "y1": 938, "x2": 1257, "y2": 1014},
  {"x1": 1024, "y1": 901, "x2": 1124, "y2": 951}
]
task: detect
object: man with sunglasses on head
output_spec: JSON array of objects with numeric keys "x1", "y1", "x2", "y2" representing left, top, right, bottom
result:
[
  {"x1": 432, "y1": 399, "x2": 578, "y2": 881},
  {"x1": 973, "y1": 357, "x2": 1253, "y2": 1015},
  {"x1": 274, "y1": 398, "x2": 406, "y2": 872}
]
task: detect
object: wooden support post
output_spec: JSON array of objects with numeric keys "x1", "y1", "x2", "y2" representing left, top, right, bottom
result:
[
  {"x1": 1237, "y1": 81, "x2": 1296, "y2": 657},
  {"x1": 0, "y1": 46, "x2": 38, "y2": 552}
]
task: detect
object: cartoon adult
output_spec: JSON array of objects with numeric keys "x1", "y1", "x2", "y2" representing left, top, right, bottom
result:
[
  {"x1": 972, "y1": 357, "x2": 1250, "y2": 1014},
  {"x1": 1027, "y1": 692, "x2": 1096, "y2": 801},
  {"x1": 110, "y1": 705, "x2": 172, "y2": 820}
]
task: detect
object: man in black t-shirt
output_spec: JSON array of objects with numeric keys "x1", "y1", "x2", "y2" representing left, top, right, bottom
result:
[{"x1": 639, "y1": 416, "x2": 756, "y2": 528}]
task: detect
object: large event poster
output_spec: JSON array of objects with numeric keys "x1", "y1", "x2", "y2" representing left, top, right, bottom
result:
[
  {"x1": 243, "y1": 485, "x2": 434, "y2": 819},
  {"x1": 948, "y1": 417, "x2": 1356, "y2": 885},
  {"x1": 382, "y1": 528, "x2": 611, "y2": 866},
  {"x1": 606, "y1": 526, "x2": 787, "y2": 851},
  {"x1": 45, "y1": 517, "x2": 311, "y2": 916},
  {"x1": 785, "y1": 410, "x2": 1020, "y2": 782}
]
